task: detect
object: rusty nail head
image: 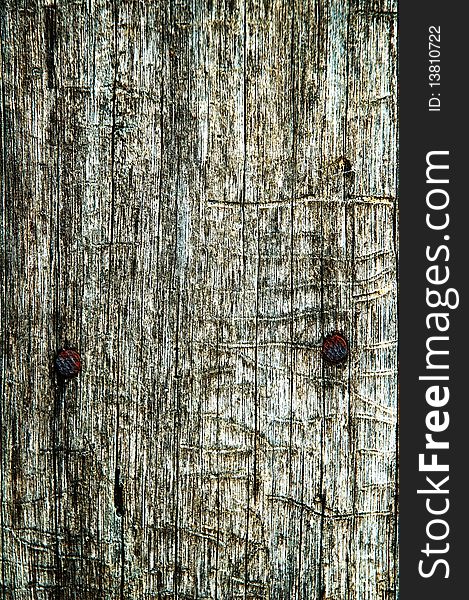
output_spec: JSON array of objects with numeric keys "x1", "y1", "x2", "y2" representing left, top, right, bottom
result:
[
  {"x1": 322, "y1": 333, "x2": 348, "y2": 364},
  {"x1": 54, "y1": 348, "x2": 82, "y2": 379}
]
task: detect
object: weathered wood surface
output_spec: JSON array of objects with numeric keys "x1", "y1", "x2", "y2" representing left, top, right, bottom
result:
[{"x1": 0, "y1": 0, "x2": 398, "y2": 598}]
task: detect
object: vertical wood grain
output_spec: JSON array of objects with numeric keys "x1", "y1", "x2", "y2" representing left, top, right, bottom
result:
[{"x1": 0, "y1": 0, "x2": 397, "y2": 598}]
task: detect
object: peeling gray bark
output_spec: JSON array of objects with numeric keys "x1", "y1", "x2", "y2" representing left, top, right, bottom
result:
[{"x1": 0, "y1": 0, "x2": 397, "y2": 598}]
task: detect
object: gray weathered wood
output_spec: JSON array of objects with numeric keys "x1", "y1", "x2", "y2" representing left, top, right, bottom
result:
[{"x1": 0, "y1": 0, "x2": 397, "y2": 597}]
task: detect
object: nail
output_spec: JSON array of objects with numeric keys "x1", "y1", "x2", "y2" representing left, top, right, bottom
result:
[
  {"x1": 54, "y1": 348, "x2": 82, "y2": 379},
  {"x1": 322, "y1": 333, "x2": 348, "y2": 365}
]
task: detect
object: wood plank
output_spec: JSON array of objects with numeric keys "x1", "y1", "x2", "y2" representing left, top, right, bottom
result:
[{"x1": 0, "y1": 1, "x2": 398, "y2": 597}]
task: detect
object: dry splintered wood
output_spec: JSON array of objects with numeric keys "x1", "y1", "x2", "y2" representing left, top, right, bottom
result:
[{"x1": 0, "y1": 0, "x2": 397, "y2": 598}]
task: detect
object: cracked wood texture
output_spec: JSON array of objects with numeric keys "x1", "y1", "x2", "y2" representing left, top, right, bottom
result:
[{"x1": 0, "y1": 0, "x2": 398, "y2": 598}]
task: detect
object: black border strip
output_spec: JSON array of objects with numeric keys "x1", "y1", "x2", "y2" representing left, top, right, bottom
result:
[{"x1": 399, "y1": 2, "x2": 467, "y2": 596}]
